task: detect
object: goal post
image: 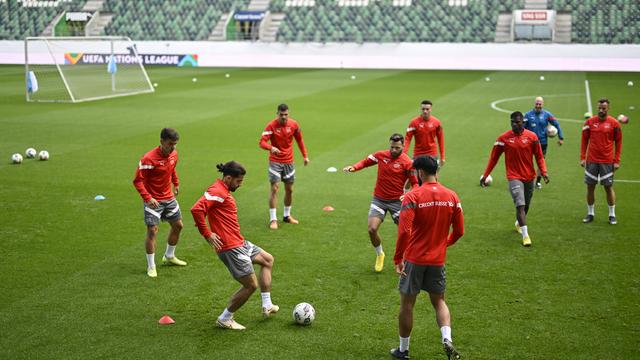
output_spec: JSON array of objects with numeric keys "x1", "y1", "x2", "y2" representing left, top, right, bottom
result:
[{"x1": 25, "y1": 36, "x2": 154, "y2": 103}]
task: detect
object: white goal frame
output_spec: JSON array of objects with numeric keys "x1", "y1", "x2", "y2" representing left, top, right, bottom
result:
[{"x1": 25, "y1": 36, "x2": 155, "y2": 103}]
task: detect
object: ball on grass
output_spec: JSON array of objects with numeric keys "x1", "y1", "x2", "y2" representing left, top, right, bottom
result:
[
  {"x1": 225, "y1": 73, "x2": 230, "y2": 78},
  {"x1": 192, "y1": 77, "x2": 197, "y2": 83},
  {"x1": 627, "y1": 81, "x2": 634, "y2": 87},
  {"x1": 539, "y1": 75, "x2": 545, "y2": 81}
]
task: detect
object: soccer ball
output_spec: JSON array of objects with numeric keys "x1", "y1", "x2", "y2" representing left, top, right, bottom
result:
[
  {"x1": 546, "y1": 125, "x2": 558, "y2": 137},
  {"x1": 25, "y1": 148, "x2": 37, "y2": 158},
  {"x1": 481, "y1": 174, "x2": 493, "y2": 186},
  {"x1": 38, "y1": 150, "x2": 50, "y2": 161},
  {"x1": 11, "y1": 153, "x2": 23, "y2": 164},
  {"x1": 617, "y1": 114, "x2": 629, "y2": 124},
  {"x1": 293, "y1": 302, "x2": 315, "y2": 325},
  {"x1": 628, "y1": 81, "x2": 634, "y2": 87}
]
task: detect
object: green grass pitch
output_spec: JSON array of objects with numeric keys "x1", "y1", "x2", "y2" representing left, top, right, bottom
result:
[{"x1": 1, "y1": 65, "x2": 638, "y2": 359}]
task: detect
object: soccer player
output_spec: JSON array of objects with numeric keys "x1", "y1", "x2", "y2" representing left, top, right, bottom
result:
[
  {"x1": 133, "y1": 128, "x2": 186, "y2": 278},
  {"x1": 524, "y1": 96, "x2": 564, "y2": 189},
  {"x1": 259, "y1": 104, "x2": 309, "y2": 230},
  {"x1": 481, "y1": 111, "x2": 548, "y2": 247},
  {"x1": 343, "y1": 133, "x2": 418, "y2": 273},
  {"x1": 190, "y1": 161, "x2": 279, "y2": 330},
  {"x1": 404, "y1": 100, "x2": 445, "y2": 165},
  {"x1": 390, "y1": 156, "x2": 464, "y2": 360},
  {"x1": 580, "y1": 98, "x2": 622, "y2": 225}
]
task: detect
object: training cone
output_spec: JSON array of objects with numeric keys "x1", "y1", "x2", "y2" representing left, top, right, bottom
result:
[
  {"x1": 158, "y1": 315, "x2": 175, "y2": 325},
  {"x1": 323, "y1": 205, "x2": 334, "y2": 211}
]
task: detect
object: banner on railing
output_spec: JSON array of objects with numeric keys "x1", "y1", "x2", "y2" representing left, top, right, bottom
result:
[
  {"x1": 513, "y1": 10, "x2": 555, "y2": 25},
  {"x1": 63, "y1": 53, "x2": 198, "y2": 66},
  {"x1": 233, "y1": 11, "x2": 265, "y2": 22}
]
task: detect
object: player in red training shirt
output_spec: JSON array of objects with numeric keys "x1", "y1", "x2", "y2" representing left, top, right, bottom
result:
[
  {"x1": 190, "y1": 161, "x2": 278, "y2": 330},
  {"x1": 481, "y1": 111, "x2": 548, "y2": 247},
  {"x1": 580, "y1": 98, "x2": 623, "y2": 225},
  {"x1": 343, "y1": 133, "x2": 418, "y2": 273},
  {"x1": 404, "y1": 100, "x2": 445, "y2": 164},
  {"x1": 133, "y1": 128, "x2": 186, "y2": 278},
  {"x1": 390, "y1": 156, "x2": 463, "y2": 360},
  {"x1": 259, "y1": 103, "x2": 309, "y2": 230}
]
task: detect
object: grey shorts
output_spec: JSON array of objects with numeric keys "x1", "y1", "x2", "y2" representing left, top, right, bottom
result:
[
  {"x1": 398, "y1": 261, "x2": 446, "y2": 295},
  {"x1": 143, "y1": 198, "x2": 182, "y2": 226},
  {"x1": 508, "y1": 180, "x2": 534, "y2": 208},
  {"x1": 368, "y1": 197, "x2": 402, "y2": 224},
  {"x1": 218, "y1": 240, "x2": 263, "y2": 279},
  {"x1": 268, "y1": 161, "x2": 295, "y2": 183},
  {"x1": 584, "y1": 163, "x2": 614, "y2": 186}
]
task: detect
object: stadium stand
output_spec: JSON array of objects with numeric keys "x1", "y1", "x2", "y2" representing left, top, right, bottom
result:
[
  {"x1": 0, "y1": 0, "x2": 86, "y2": 40},
  {"x1": 102, "y1": 0, "x2": 249, "y2": 41},
  {"x1": 1, "y1": 0, "x2": 638, "y2": 44}
]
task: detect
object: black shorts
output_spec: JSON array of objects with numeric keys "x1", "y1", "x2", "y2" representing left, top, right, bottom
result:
[{"x1": 398, "y1": 261, "x2": 446, "y2": 295}]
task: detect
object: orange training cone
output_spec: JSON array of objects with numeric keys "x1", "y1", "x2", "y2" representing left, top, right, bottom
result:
[
  {"x1": 323, "y1": 205, "x2": 334, "y2": 212},
  {"x1": 158, "y1": 315, "x2": 175, "y2": 325}
]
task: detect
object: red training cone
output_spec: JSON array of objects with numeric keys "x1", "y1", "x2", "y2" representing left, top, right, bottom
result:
[
  {"x1": 322, "y1": 205, "x2": 334, "y2": 212},
  {"x1": 158, "y1": 315, "x2": 175, "y2": 325}
]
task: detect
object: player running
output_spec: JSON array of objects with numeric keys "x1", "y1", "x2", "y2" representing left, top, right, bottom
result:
[
  {"x1": 133, "y1": 128, "x2": 186, "y2": 278},
  {"x1": 259, "y1": 104, "x2": 309, "y2": 230},
  {"x1": 524, "y1": 96, "x2": 564, "y2": 189},
  {"x1": 481, "y1": 111, "x2": 548, "y2": 247},
  {"x1": 343, "y1": 133, "x2": 418, "y2": 273},
  {"x1": 404, "y1": 100, "x2": 445, "y2": 165},
  {"x1": 390, "y1": 156, "x2": 464, "y2": 360},
  {"x1": 580, "y1": 98, "x2": 622, "y2": 225},
  {"x1": 190, "y1": 161, "x2": 279, "y2": 330}
]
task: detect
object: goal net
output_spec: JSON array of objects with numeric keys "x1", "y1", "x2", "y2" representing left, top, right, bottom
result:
[{"x1": 25, "y1": 36, "x2": 154, "y2": 103}]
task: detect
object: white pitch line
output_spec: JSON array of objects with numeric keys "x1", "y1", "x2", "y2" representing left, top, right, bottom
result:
[
  {"x1": 584, "y1": 80, "x2": 593, "y2": 115},
  {"x1": 490, "y1": 94, "x2": 585, "y2": 123},
  {"x1": 616, "y1": 179, "x2": 640, "y2": 184}
]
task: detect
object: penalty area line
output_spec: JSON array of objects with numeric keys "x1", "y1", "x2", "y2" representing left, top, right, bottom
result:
[{"x1": 490, "y1": 94, "x2": 584, "y2": 123}]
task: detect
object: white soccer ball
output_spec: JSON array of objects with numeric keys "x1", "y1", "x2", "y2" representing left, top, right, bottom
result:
[
  {"x1": 617, "y1": 114, "x2": 629, "y2": 124},
  {"x1": 11, "y1": 153, "x2": 23, "y2": 164},
  {"x1": 546, "y1": 125, "x2": 558, "y2": 137},
  {"x1": 481, "y1": 174, "x2": 493, "y2": 186},
  {"x1": 350, "y1": 75, "x2": 356, "y2": 80},
  {"x1": 153, "y1": 83, "x2": 158, "y2": 87},
  {"x1": 38, "y1": 150, "x2": 49, "y2": 161},
  {"x1": 225, "y1": 73, "x2": 230, "y2": 78},
  {"x1": 485, "y1": 77, "x2": 490, "y2": 82},
  {"x1": 539, "y1": 75, "x2": 545, "y2": 81},
  {"x1": 192, "y1": 77, "x2": 197, "y2": 82},
  {"x1": 25, "y1": 148, "x2": 37, "y2": 158},
  {"x1": 293, "y1": 302, "x2": 315, "y2": 326},
  {"x1": 628, "y1": 81, "x2": 634, "y2": 87}
]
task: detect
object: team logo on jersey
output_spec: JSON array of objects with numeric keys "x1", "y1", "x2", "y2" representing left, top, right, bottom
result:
[
  {"x1": 158, "y1": 161, "x2": 165, "y2": 166},
  {"x1": 170, "y1": 160, "x2": 176, "y2": 165},
  {"x1": 383, "y1": 158, "x2": 390, "y2": 164},
  {"x1": 393, "y1": 163, "x2": 401, "y2": 168},
  {"x1": 275, "y1": 128, "x2": 281, "y2": 134},
  {"x1": 419, "y1": 123, "x2": 424, "y2": 128},
  {"x1": 604, "y1": 123, "x2": 611, "y2": 129}
]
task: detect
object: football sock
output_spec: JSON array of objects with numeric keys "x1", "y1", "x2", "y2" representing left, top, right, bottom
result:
[
  {"x1": 521, "y1": 225, "x2": 529, "y2": 239},
  {"x1": 165, "y1": 245, "x2": 176, "y2": 258},
  {"x1": 399, "y1": 336, "x2": 410, "y2": 352},
  {"x1": 219, "y1": 308, "x2": 233, "y2": 322},
  {"x1": 284, "y1": 206, "x2": 291, "y2": 217},
  {"x1": 146, "y1": 253, "x2": 155, "y2": 269},
  {"x1": 441, "y1": 326, "x2": 452, "y2": 343},
  {"x1": 536, "y1": 176, "x2": 541, "y2": 183},
  {"x1": 608, "y1": 205, "x2": 615, "y2": 217},
  {"x1": 261, "y1": 292, "x2": 273, "y2": 308},
  {"x1": 587, "y1": 204, "x2": 595, "y2": 216},
  {"x1": 269, "y1": 208, "x2": 277, "y2": 222},
  {"x1": 375, "y1": 245, "x2": 383, "y2": 256}
]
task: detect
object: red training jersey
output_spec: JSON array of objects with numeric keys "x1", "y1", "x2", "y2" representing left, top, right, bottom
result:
[
  {"x1": 394, "y1": 182, "x2": 464, "y2": 266},
  {"x1": 190, "y1": 179, "x2": 245, "y2": 254},
  {"x1": 133, "y1": 147, "x2": 179, "y2": 202},
  {"x1": 580, "y1": 115, "x2": 622, "y2": 164},
  {"x1": 483, "y1": 129, "x2": 546, "y2": 182},
  {"x1": 259, "y1": 118, "x2": 308, "y2": 164},
  {"x1": 352, "y1": 150, "x2": 418, "y2": 200},
  {"x1": 404, "y1": 116, "x2": 445, "y2": 159}
]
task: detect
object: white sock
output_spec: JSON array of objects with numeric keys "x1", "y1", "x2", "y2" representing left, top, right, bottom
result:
[
  {"x1": 146, "y1": 253, "x2": 155, "y2": 269},
  {"x1": 218, "y1": 308, "x2": 233, "y2": 321},
  {"x1": 399, "y1": 336, "x2": 410, "y2": 352},
  {"x1": 521, "y1": 225, "x2": 529, "y2": 238},
  {"x1": 269, "y1": 208, "x2": 277, "y2": 222},
  {"x1": 165, "y1": 245, "x2": 176, "y2": 258},
  {"x1": 441, "y1": 325, "x2": 452, "y2": 343},
  {"x1": 375, "y1": 245, "x2": 383, "y2": 255},
  {"x1": 261, "y1": 292, "x2": 273, "y2": 308},
  {"x1": 608, "y1": 205, "x2": 615, "y2": 217},
  {"x1": 284, "y1": 206, "x2": 291, "y2": 217},
  {"x1": 587, "y1": 204, "x2": 595, "y2": 216}
]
